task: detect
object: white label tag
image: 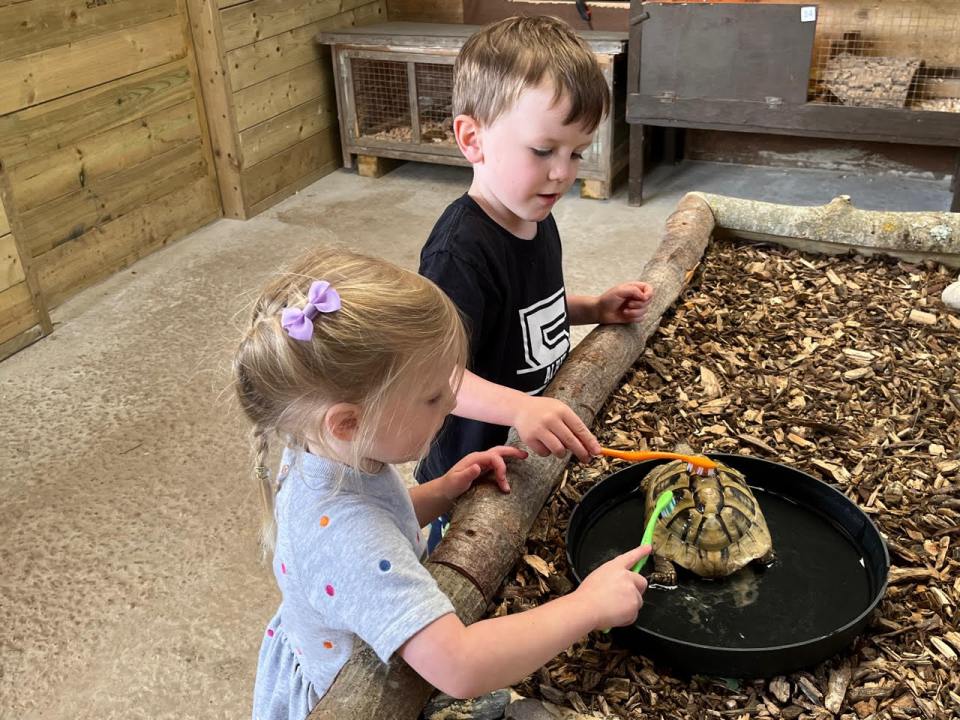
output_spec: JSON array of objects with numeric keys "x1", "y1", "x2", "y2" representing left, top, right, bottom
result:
[{"x1": 801, "y1": 6, "x2": 817, "y2": 22}]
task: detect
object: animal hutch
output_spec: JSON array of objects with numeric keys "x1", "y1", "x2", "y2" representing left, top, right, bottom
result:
[
  {"x1": 626, "y1": 1, "x2": 960, "y2": 210},
  {"x1": 317, "y1": 22, "x2": 628, "y2": 199}
]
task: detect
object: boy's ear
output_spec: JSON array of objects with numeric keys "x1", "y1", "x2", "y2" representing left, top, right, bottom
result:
[
  {"x1": 454, "y1": 114, "x2": 483, "y2": 164},
  {"x1": 324, "y1": 402, "x2": 361, "y2": 442}
]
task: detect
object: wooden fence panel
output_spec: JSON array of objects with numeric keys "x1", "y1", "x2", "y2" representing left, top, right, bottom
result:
[
  {"x1": 0, "y1": 16, "x2": 187, "y2": 115},
  {"x1": 18, "y1": 140, "x2": 208, "y2": 258},
  {"x1": 0, "y1": 61, "x2": 195, "y2": 167},
  {"x1": 190, "y1": 0, "x2": 384, "y2": 216},
  {"x1": 36, "y1": 174, "x2": 220, "y2": 308},
  {"x1": 0, "y1": 0, "x2": 178, "y2": 62},
  {"x1": 10, "y1": 100, "x2": 202, "y2": 213},
  {"x1": 239, "y1": 96, "x2": 337, "y2": 166},
  {"x1": 0, "y1": 0, "x2": 221, "y2": 358},
  {"x1": 233, "y1": 60, "x2": 335, "y2": 131}
]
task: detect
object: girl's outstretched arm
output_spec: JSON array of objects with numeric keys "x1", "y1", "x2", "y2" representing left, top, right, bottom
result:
[{"x1": 399, "y1": 545, "x2": 650, "y2": 699}]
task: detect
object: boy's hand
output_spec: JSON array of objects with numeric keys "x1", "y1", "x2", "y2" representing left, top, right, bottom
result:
[
  {"x1": 596, "y1": 282, "x2": 654, "y2": 324},
  {"x1": 442, "y1": 446, "x2": 529, "y2": 499},
  {"x1": 514, "y1": 396, "x2": 601, "y2": 462},
  {"x1": 575, "y1": 545, "x2": 650, "y2": 629}
]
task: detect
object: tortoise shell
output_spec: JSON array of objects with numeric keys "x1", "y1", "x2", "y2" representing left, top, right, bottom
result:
[{"x1": 645, "y1": 459, "x2": 773, "y2": 577}]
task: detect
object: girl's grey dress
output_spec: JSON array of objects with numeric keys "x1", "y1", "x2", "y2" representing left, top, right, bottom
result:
[{"x1": 252, "y1": 449, "x2": 454, "y2": 720}]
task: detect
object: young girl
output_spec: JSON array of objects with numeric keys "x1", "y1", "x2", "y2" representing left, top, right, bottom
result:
[{"x1": 234, "y1": 247, "x2": 650, "y2": 719}]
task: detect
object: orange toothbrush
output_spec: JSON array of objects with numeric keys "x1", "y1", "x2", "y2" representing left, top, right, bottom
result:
[{"x1": 599, "y1": 447, "x2": 717, "y2": 476}]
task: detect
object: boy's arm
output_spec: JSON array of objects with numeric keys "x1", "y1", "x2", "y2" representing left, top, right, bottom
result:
[
  {"x1": 452, "y1": 370, "x2": 600, "y2": 461},
  {"x1": 566, "y1": 282, "x2": 654, "y2": 325},
  {"x1": 566, "y1": 293, "x2": 601, "y2": 325}
]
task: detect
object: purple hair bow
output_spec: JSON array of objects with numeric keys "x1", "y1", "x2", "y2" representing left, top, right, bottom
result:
[{"x1": 281, "y1": 280, "x2": 341, "y2": 341}]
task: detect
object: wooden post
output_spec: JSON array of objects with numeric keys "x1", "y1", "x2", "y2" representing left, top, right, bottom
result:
[
  {"x1": 628, "y1": 123, "x2": 645, "y2": 206},
  {"x1": 307, "y1": 193, "x2": 716, "y2": 720},
  {"x1": 184, "y1": 0, "x2": 245, "y2": 218},
  {"x1": 0, "y1": 170, "x2": 53, "y2": 340},
  {"x1": 357, "y1": 154, "x2": 405, "y2": 178},
  {"x1": 580, "y1": 179, "x2": 611, "y2": 200}
]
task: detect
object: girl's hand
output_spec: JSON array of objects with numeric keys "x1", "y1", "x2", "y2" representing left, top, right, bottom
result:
[
  {"x1": 575, "y1": 545, "x2": 651, "y2": 629},
  {"x1": 442, "y1": 446, "x2": 528, "y2": 499},
  {"x1": 595, "y1": 282, "x2": 654, "y2": 325},
  {"x1": 513, "y1": 396, "x2": 601, "y2": 462}
]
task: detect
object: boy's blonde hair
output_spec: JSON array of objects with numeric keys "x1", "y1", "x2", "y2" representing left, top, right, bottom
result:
[
  {"x1": 233, "y1": 247, "x2": 467, "y2": 554},
  {"x1": 453, "y1": 15, "x2": 609, "y2": 131}
]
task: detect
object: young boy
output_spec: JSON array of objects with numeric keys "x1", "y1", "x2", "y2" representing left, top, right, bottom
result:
[{"x1": 418, "y1": 16, "x2": 654, "y2": 545}]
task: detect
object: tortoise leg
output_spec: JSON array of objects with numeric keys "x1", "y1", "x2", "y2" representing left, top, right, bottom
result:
[
  {"x1": 757, "y1": 547, "x2": 777, "y2": 569},
  {"x1": 648, "y1": 555, "x2": 677, "y2": 587}
]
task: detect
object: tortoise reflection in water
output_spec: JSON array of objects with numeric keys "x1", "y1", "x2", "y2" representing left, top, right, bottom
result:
[{"x1": 644, "y1": 460, "x2": 776, "y2": 585}]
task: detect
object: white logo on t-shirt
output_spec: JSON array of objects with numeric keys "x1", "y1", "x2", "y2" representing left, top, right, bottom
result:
[{"x1": 516, "y1": 287, "x2": 569, "y2": 393}]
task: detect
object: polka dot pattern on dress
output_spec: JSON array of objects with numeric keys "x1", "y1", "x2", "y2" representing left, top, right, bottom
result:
[
  {"x1": 323, "y1": 641, "x2": 334, "y2": 649},
  {"x1": 325, "y1": 584, "x2": 335, "y2": 597},
  {"x1": 267, "y1": 628, "x2": 275, "y2": 638},
  {"x1": 281, "y1": 562, "x2": 287, "y2": 574},
  {"x1": 319, "y1": 515, "x2": 330, "y2": 527},
  {"x1": 379, "y1": 559, "x2": 392, "y2": 572}
]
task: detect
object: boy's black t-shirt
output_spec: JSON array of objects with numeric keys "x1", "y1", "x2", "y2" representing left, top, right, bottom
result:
[{"x1": 417, "y1": 194, "x2": 570, "y2": 482}]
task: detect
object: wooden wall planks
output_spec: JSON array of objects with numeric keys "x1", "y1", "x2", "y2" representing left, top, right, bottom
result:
[
  {"x1": 0, "y1": 0, "x2": 389, "y2": 358},
  {"x1": 221, "y1": 0, "x2": 344, "y2": 51},
  {"x1": 36, "y1": 174, "x2": 220, "y2": 309},
  {"x1": 0, "y1": 196, "x2": 8, "y2": 238},
  {"x1": 0, "y1": 61, "x2": 196, "y2": 166},
  {"x1": 0, "y1": 0, "x2": 221, "y2": 359},
  {"x1": 0, "y1": 16, "x2": 188, "y2": 115},
  {"x1": 0, "y1": 0, "x2": 179, "y2": 62},
  {"x1": 190, "y1": 0, "x2": 385, "y2": 218},
  {"x1": 9, "y1": 100, "x2": 203, "y2": 213},
  {"x1": 386, "y1": 0, "x2": 462, "y2": 23},
  {"x1": 233, "y1": 60, "x2": 335, "y2": 130},
  {"x1": 239, "y1": 97, "x2": 337, "y2": 166}
]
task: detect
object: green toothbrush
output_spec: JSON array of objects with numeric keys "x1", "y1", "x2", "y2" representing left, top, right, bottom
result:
[
  {"x1": 602, "y1": 490, "x2": 677, "y2": 633},
  {"x1": 632, "y1": 489, "x2": 677, "y2": 573}
]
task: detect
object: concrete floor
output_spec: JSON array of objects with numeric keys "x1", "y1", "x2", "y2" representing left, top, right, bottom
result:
[{"x1": 0, "y1": 159, "x2": 952, "y2": 720}]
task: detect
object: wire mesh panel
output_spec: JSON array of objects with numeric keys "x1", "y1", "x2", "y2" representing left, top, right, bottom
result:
[
  {"x1": 351, "y1": 58, "x2": 412, "y2": 141},
  {"x1": 415, "y1": 63, "x2": 455, "y2": 145},
  {"x1": 809, "y1": 4, "x2": 960, "y2": 112}
]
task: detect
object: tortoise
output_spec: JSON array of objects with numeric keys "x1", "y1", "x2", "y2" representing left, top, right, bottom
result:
[{"x1": 642, "y1": 459, "x2": 776, "y2": 585}]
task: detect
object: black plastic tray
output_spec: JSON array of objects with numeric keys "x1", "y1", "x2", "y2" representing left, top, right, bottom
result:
[{"x1": 566, "y1": 454, "x2": 889, "y2": 677}]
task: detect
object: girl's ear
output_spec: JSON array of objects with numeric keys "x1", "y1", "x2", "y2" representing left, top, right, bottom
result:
[
  {"x1": 454, "y1": 114, "x2": 483, "y2": 164},
  {"x1": 324, "y1": 403, "x2": 361, "y2": 442}
]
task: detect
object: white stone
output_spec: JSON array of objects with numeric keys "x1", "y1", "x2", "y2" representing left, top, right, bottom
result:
[{"x1": 942, "y1": 280, "x2": 960, "y2": 311}]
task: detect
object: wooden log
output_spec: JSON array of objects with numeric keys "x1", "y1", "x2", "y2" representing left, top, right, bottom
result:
[
  {"x1": 691, "y1": 192, "x2": 960, "y2": 268},
  {"x1": 307, "y1": 192, "x2": 715, "y2": 720}
]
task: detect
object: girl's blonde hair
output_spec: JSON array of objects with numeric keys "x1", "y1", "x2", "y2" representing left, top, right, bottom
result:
[
  {"x1": 233, "y1": 247, "x2": 467, "y2": 555},
  {"x1": 453, "y1": 15, "x2": 610, "y2": 131}
]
